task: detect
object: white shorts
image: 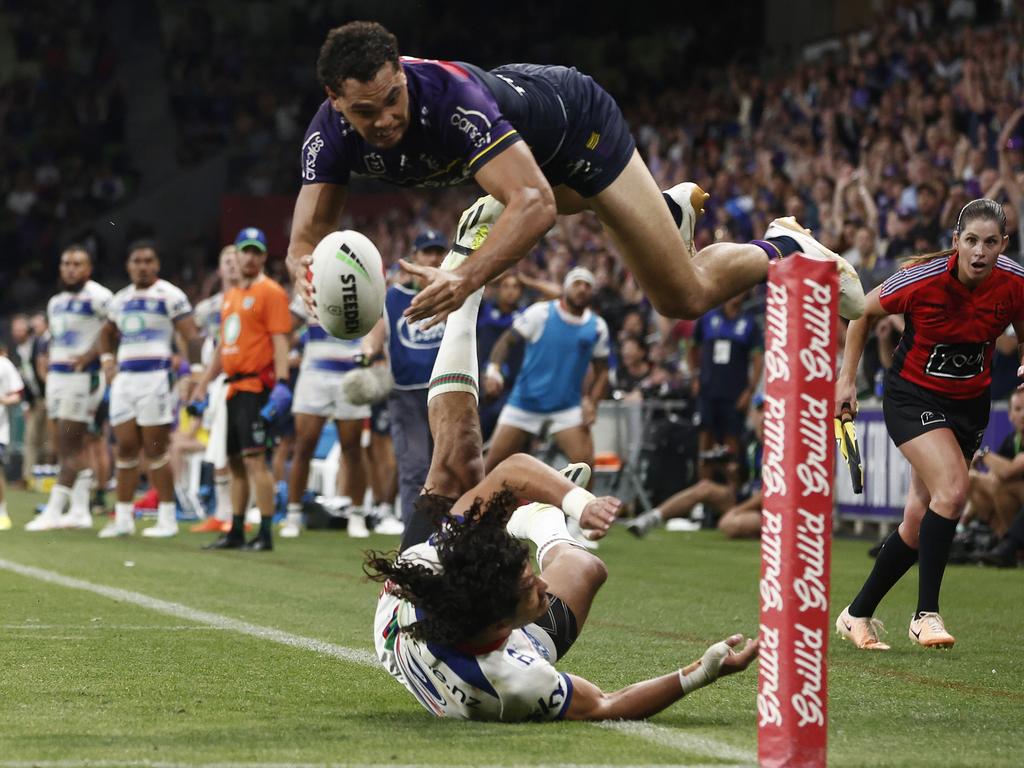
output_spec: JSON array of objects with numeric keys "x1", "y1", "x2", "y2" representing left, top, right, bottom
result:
[
  {"x1": 497, "y1": 403, "x2": 583, "y2": 436},
  {"x1": 293, "y1": 370, "x2": 370, "y2": 422},
  {"x1": 109, "y1": 370, "x2": 174, "y2": 427},
  {"x1": 46, "y1": 371, "x2": 105, "y2": 424}
]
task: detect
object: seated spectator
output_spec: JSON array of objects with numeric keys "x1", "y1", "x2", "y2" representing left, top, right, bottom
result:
[
  {"x1": 974, "y1": 506, "x2": 1024, "y2": 568},
  {"x1": 963, "y1": 389, "x2": 1024, "y2": 540},
  {"x1": 610, "y1": 336, "x2": 652, "y2": 400},
  {"x1": 626, "y1": 392, "x2": 763, "y2": 539}
]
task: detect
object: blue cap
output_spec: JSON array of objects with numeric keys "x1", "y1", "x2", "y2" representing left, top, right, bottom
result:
[
  {"x1": 235, "y1": 227, "x2": 268, "y2": 253},
  {"x1": 413, "y1": 229, "x2": 448, "y2": 252},
  {"x1": 752, "y1": 391, "x2": 765, "y2": 409}
]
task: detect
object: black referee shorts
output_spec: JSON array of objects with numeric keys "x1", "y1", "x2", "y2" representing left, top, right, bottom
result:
[
  {"x1": 882, "y1": 372, "x2": 990, "y2": 460},
  {"x1": 226, "y1": 390, "x2": 270, "y2": 457}
]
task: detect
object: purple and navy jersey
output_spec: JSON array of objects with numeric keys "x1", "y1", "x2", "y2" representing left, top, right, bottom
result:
[{"x1": 301, "y1": 58, "x2": 583, "y2": 189}]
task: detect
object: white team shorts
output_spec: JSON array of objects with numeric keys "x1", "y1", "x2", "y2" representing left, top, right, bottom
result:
[
  {"x1": 109, "y1": 370, "x2": 174, "y2": 427},
  {"x1": 497, "y1": 403, "x2": 583, "y2": 436},
  {"x1": 46, "y1": 371, "x2": 105, "y2": 424},
  {"x1": 293, "y1": 371, "x2": 370, "y2": 422}
]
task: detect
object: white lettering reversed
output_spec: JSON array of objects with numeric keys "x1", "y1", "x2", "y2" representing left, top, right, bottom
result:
[
  {"x1": 799, "y1": 278, "x2": 833, "y2": 381},
  {"x1": 793, "y1": 508, "x2": 828, "y2": 612},
  {"x1": 764, "y1": 282, "x2": 790, "y2": 383},
  {"x1": 757, "y1": 624, "x2": 783, "y2": 727},
  {"x1": 303, "y1": 132, "x2": 325, "y2": 181},
  {"x1": 796, "y1": 393, "x2": 830, "y2": 497},
  {"x1": 760, "y1": 509, "x2": 784, "y2": 611},
  {"x1": 791, "y1": 622, "x2": 825, "y2": 727},
  {"x1": 761, "y1": 395, "x2": 787, "y2": 497}
]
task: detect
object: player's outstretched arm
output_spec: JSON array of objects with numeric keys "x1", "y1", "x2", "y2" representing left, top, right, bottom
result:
[
  {"x1": 835, "y1": 286, "x2": 886, "y2": 417},
  {"x1": 564, "y1": 634, "x2": 759, "y2": 721},
  {"x1": 450, "y1": 453, "x2": 619, "y2": 536},
  {"x1": 404, "y1": 143, "x2": 555, "y2": 325},
  {"x1": 286, "y1": 182, "x2": 349, "y2": 312}
]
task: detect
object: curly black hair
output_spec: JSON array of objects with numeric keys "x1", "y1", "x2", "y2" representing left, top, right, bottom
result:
[
  {"x1": 364, "y1": 488, "x2": 530, "y2": 646},
  {"x1": 317, "y1": 20, "x2": 400, "y2": 92}
]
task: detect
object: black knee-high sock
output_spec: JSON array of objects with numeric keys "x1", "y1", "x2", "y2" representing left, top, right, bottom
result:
[
  {"x1": 848, "y1": 529, "x2": 918, "y2": 618},
  {"x1": 917, "y1": 508, "x2": 958, "y2": 616}
]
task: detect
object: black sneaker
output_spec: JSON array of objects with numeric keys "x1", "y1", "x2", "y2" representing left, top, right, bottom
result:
[
  {"x1": 203, "y1": 533, "x2": 246, "y2": 550},
  {"x1": 245, "y1": 535, "x2": 273, "y2": 552}
]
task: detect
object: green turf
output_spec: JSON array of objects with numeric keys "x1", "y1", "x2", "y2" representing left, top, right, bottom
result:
[{"x1": 1, "y1": 488, "x2": 1022, "y2": 766}]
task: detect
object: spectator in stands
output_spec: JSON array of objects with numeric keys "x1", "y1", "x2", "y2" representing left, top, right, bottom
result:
[
  {"x1": 484, "y1": 268, "x2": 610, "y2": 485},
  {"x1": 626, "y1": 391, "x2": 763, "y2": 538},
  {"x1": 610, "y1": 336, "x2": 652, "y2": 400},
  {"x1": 689, "y1": 291, "x2": 763, "y2": 474},
  {"x1": 964, "y1": 389, "x2": 1024, "y2": 540}
]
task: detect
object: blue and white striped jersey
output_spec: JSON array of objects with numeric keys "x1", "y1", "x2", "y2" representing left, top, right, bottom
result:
[
  {"x1": 109, "y1": 279, "x2": 191, "y2": 371},
  {"x1": 46, "y1": 280, "x2": 114, "y2": 372}
]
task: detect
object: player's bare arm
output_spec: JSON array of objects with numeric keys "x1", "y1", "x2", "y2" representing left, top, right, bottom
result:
[
  {"x1": 835, "y1": 287, "x2": 887, "y2": 416},
  {"x1": 483, "y1": 327, "x2": 524, "y2": 398},
  {"x1": 449, "y1": 452, "x2": 620, "y2": 538},
  {"x1": 404, "y1": 143, "x2": 555, "y2": 325},
  {"x1": 271, "y1": 334, "x2": 291, "y2": 382},
  {"x1": 286, "y1": 182, "x2": 349, "y2": 312},
  {"x1": 564, "y1": 634, "x2": 759, "y2": 721},
  {"x1": 98, "y1": 320, "x2": 120, "y2": 384}
]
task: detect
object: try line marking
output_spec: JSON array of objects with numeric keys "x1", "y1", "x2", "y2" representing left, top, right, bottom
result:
[{"x1": 0, "y1": 557, "x2": 756, "y2": 767}]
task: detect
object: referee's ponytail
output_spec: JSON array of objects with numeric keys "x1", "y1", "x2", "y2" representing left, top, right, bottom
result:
[{"x1": 899, "y1": 198, "x2": 1006, "y2": 270}]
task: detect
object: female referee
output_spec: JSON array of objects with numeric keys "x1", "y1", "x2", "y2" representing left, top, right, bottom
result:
[{"x1": 834, "y1": 198, "x2": 1024, "y2": 650}]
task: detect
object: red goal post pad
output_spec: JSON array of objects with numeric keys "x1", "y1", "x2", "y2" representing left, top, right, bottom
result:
[{"x1": 758, "y1": 253, "x2": 838, "y2": 768}]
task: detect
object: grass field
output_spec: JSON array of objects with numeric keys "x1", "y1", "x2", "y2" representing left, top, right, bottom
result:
[{"x1": 1, "y1": 487, "x2": 1022, "y2": 767}]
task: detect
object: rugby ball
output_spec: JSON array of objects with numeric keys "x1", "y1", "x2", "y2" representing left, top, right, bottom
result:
[{"x1": 310, "y1": 230, "x2": 386, "y2": 340}]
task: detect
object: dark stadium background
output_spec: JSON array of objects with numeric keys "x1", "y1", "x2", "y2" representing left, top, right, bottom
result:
[{"x1": 0, "y1": 0, "x2": 947, "y2": 317}]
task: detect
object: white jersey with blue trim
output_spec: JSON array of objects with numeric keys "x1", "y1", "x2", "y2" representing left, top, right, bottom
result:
[
  {"x1": 109, "y1": 279, "x2": 192, "y2": 371},
  {"x1": 290, "y1": 294, "x2": 363, "y2": 375},
  {"x1": 46, "y1": 280, "x2": 114, "y2": 372},
  {"x1": 373, "y1": 541, "x2": 573, "y2": 722}
]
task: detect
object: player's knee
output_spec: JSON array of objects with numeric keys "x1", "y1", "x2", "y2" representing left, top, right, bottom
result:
[
  {"x1": 932, "y1": 483, "x2": 969, "y2": 516},
  {"x1": 718, "y1": 514, "x2": 738, "y2": 538},
  {"x1": 648, "y1": 287, "x2": 705, "y2": 321}
]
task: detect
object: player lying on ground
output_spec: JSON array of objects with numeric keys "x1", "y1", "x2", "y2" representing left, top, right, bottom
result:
[{"x1": 364, "y1": 211, "x2": 758, "y2": 720}]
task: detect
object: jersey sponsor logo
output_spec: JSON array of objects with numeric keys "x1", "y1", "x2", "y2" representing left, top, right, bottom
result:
[
  {"x1": 302, "y1": 132, "x2": 325, "y2": 181},
  {"x1": 243, "y1": 297, "x2": 255, "y2": 310},
  {"x1": 923, "y1": 341, "x2": 987, "y2": 379},
  {"x1": 224, "y1": 313, "x2": 242, "y2": 345},
  {"x1": 365, "y1": 152, "x2": 385, "y2": 174},
  {"x1": 395, "y1": 315, "x2": 446, "y2": 349},
  {"x1": 450, "y1": 107, "x2": 493, "y2": 149},
  {"x1": 920, "y1": 410, "x2": 947, "y2": 426},
  {"x1": 995, "y1": 300, "x2": 1011, "y2": 323}
]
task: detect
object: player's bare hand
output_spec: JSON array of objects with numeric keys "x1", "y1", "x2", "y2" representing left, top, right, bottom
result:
[
  {"x1": 1017, "y1": 363, "x2": 1024, "y2": 390},
  {"x1": 717, "y1": 634, "x2": 760, "y2": 677},
  {"x1": 579, "y1": 496, "x2": 621, "y2": 539},
  {"x1": 401, "y1": 259, "x2": 470, "y2": 328},
  {"x1": 483, "y1": 373, "x2": 504, "y2": 400},
  {"x1": 293, "y1": 254, "x2": 316, "y2": 315},
  {"x1": 834, "y1": 379, "x2": 858, "y2": 418}
]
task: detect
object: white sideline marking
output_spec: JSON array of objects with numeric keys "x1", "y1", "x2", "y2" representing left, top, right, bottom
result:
[
  {"x1": 0, "y1": 558, "x2": 378, "y2": 667},
  {"x1": 0, "y1": 558, "x2": 756, "y2": 765}
]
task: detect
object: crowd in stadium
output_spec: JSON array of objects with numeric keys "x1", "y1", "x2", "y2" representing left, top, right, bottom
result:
[{"x1": 2, "y1": 1, "x2": 1023, "y2": 573}]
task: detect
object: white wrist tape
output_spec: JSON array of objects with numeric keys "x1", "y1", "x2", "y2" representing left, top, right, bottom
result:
[
  {"x1": 486, "y1": 362, "x2": 504, "y2": 385},
  {"x1": 100, "y1": 353, "x2": 115, "y2": 363},
  {"x1": 561, "y1": 486, "x2": 595, "y2": 522},
  {"x1": 678, "y1": 640, "x2": 732, "y2": 695}
]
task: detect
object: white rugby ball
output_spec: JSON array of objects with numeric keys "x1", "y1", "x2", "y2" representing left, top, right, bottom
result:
[{"x1": 310, "y1": 230, "x2": 386, "y2": 339}]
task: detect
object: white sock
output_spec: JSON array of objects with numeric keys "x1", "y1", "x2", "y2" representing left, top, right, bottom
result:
[
  {"x1": 115, "y1": 502, "x2": 134, "y2": 527},
  {"x1": 45, "y1": 484, "x2": 73, "y2": 517},
  {"x1": 427, "y1": 288, "x2": 483, "y2": 404},
  {"x1": 71, "y1": 469, "x2": 94, "y2": 511},
  {"x1": 0, "y1": 502, "x2": 8, "y2": 516},
  {"x1": 506, "y1": 502, "x2": 580, "y2": 568},
  {"x1": 376, "y1": 502, "x2": 394, "y2": 518},
  {"x1": 286, "y1": 502, "x2": 302, "y2": 524},
  {"x1": 215, "y1": 475, "x2": 232, "y2": 522},
  {"x1": 157, "y1": 501, "x2": 177, "y2": 526}
]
